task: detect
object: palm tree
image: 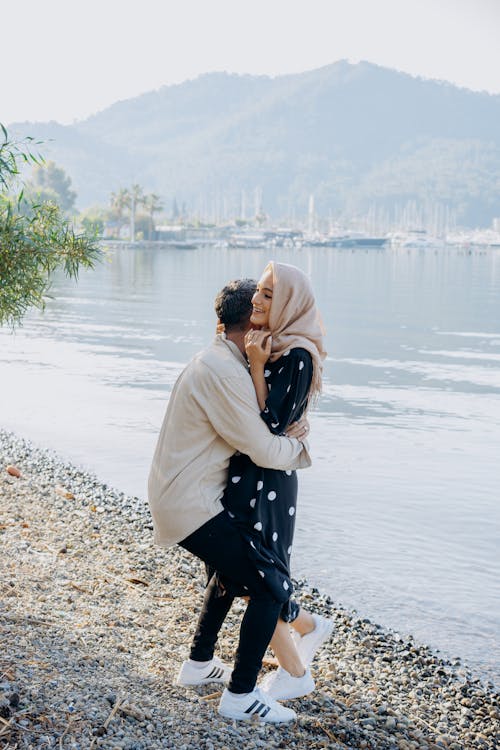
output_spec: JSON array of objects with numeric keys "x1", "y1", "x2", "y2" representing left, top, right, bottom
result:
[
  {"x1": 143, "y1": 193, "x2": 164, "y2": 240},
  {"x1": 109, "y1": 188, "x2": 130, "y2": 237},
  {"x1": 128, "y1": 184, "x2": 145, "y2": 241}
]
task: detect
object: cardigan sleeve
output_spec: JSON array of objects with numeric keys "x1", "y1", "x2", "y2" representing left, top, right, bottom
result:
[
  {"x1": 196, "y1": 364, "x2": 311, "y2": 470},
  {"x1": 261, "y1": 348, "x2": 313, "y2": 435}
]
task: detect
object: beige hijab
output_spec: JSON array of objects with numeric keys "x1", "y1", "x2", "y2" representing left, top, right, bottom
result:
[{"x1": 264, "y1": 261, "x2": 326, "y2": 398}]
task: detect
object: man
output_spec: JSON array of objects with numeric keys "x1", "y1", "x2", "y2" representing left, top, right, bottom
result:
[{"x1": 148, "y1": 279, "x2": 311, "y2": 723}]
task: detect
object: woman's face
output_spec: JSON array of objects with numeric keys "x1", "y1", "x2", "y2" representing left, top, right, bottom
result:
[{"x1": 250, "y1": 267, "x2": 273, "y2": 328}]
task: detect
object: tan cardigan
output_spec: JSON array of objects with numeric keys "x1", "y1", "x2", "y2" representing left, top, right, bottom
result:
[{"x1": 148, "y1": 335, "x2": 311, "y2": 547}]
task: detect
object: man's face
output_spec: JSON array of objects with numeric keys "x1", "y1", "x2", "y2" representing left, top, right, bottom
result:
[{"x1": 250, "y1": 268, "x2": 273, "y2": 328}]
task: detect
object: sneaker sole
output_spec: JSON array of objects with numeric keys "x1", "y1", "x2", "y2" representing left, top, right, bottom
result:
[
  {"x1": 265, "y1": 686, "x2": 315, "y2": 701},
  {"x1": 218, "y1": 707, "x2": 295, "y2": 723},
  {"x1": 176, "y1": 677, "x2": 228, "y2": 686},
  {"x1": 264, "y1": 677, "x2": 315, "y2": 701}
]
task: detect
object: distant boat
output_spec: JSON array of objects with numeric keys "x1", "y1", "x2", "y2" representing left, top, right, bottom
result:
[
  {"x1": 305, "y1": 233, "x2": 387, "y2": 248},
  {"x1": 228, "y1": 231, "x2": 268, "y2": 249},
  {"x1": 332, "y1": 235, "x2": 387, "y2": 248},
  {"x1": 447, "y1": 229, "x2": 500, "y2": 247},
  {"x1": 389, "y1": 230, "x2": 442, "y2": 249},
  {"x1": 162, "y1": 240, "x2": 198, "y2": 249}
]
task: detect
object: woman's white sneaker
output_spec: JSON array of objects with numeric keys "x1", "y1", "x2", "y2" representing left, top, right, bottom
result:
[
  {"x1": 218, "y1": 687, "x2": 296, "y2": 723},
  {"x1": 176, "y1": 656, "x2": 232, "y2": 686},
  {"x1": 260, "y1": 667, "x2": 315, "y2": 700},
  {"x1": 296, "y1": 613, "x2": 334, "y2": 666}
]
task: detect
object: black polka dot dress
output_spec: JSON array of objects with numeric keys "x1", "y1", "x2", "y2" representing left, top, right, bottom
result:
[{"x1": 221, "y1": 347, "x2": 313, "y2": 612}]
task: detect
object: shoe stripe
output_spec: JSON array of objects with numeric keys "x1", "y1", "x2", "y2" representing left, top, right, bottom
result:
[
  {"x1": 254, "y1": 702, "x2": 269, "y2": 716},
  {"x1": 207, "y1": 667, "x2": 218, "y2": 679},
  {"x1": 244, "y1": 699, "x2": 260, "y2": 714},
  {"x1": 259, "y1": 704, "x2": 271, "y2": 717},
  {"x1": 215, "y1": 667, "x2": 223, "y2": 679}
]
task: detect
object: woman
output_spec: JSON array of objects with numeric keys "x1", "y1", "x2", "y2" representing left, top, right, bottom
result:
[{"x1": 220, "y1": 261, "x2": 332, "y2": 700}]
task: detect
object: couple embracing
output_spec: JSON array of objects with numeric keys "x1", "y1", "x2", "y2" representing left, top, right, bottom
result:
[{"x1": 148, "y1": 261, "x2": 333, "y2": 724}]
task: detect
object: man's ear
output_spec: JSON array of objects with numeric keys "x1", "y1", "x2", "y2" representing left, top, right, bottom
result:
[{"x1": 216, "y1": 319, "x2": 225, "y2": 334}]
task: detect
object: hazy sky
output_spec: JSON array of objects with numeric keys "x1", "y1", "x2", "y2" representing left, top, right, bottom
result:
[{"x1": 3, "y1": 0, "x2": 499, "y2": 125}]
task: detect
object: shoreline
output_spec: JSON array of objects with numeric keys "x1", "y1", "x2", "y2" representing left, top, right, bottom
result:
[{"x1": 0, "y1": 429, "x2": 498, "y2": 749}]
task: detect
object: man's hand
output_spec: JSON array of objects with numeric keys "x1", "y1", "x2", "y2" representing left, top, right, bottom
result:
[{"x1": 285, "y1": 415, "x2": 310, "y2": 440}]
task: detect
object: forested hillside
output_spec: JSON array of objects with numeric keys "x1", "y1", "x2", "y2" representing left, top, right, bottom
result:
[{"x1": 10, "y1": 61, "x2": 500, "y2": 225}]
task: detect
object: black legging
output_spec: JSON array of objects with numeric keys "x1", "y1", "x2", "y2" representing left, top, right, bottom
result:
[{"x1": 180, "y1": 510, "x2": 282, "y2": 693}]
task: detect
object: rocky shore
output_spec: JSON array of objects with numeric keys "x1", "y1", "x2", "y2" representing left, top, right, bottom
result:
[{"x1": 0, "y1": 429, "x2": 498, "y2": 749}]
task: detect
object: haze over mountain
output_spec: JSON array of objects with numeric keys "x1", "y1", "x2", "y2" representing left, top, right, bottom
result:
[{"x1": 10, "y1": 60, "x2": 500, "y2": 226}]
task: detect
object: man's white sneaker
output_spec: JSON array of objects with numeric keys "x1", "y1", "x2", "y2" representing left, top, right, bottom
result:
[
  {"x1": 260, "y1": 666, "x2": 315, "y2": 700},
  {"x1": 218, "y1": 686, "x2": 296, "y2": 723},
  {"x1": 295, "y1": 613, "x2": 334, "y2": 666},
  {"x1": 176, "y1": 656, "x2": 232, "y2": 686}
]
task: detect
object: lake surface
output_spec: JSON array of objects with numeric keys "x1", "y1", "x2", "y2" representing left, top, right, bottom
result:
[{"x1": 1, "y1": 243, "x2": 499, "y2": 684}]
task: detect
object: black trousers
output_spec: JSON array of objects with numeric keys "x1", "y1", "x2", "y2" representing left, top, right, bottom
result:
[{"x1": 180, "y1": 511, "x2": 282, "y2": 693}]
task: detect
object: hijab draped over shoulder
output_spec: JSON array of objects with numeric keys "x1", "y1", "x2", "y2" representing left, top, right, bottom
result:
[{"x1": 265, "y1": 261, "x2": 326, "y2": 399}]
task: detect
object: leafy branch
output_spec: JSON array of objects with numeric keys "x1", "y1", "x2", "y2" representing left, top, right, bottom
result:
[{"x1": 0, "y1": 125, "x2": 101, "y2": 327}]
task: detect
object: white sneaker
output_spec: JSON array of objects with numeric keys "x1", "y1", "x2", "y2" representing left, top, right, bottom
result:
[
  {"x1": 176, "y1": 656, "x2": 232, "y2": 686},
  {"x1": 260, "y1": 666, "x2": 315, "y2": 700},
  {"x1": 295, "y1": 613, "x2": 334, "y2": 666},
  {"x1": 218, "y1": 686, "x2": 296, "y2": 723}
]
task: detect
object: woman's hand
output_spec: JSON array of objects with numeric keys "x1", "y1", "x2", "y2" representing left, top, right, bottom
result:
[
  {"x1": 245, "y1": 330, "x2": 271, "y2": 410},
  {"x1": 245, "y1": 329, "x2": 272, "y2": 370},
  {"x1": 285, "y1": 416, "x2": 310, "y2": 441}
]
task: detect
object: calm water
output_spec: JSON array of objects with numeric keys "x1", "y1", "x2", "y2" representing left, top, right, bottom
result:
[{"x1": 1, "y1": 243, "x2": 499, "y2": 684}]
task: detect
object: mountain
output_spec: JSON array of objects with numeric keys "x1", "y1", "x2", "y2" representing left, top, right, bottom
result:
[{"x1": 9, "y1": 61, "x2": 500, "y2": 226}]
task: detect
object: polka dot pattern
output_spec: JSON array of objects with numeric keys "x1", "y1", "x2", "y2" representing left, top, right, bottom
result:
[{"x1": 219, "y1": 348, "x2": 313, "y2": 616}]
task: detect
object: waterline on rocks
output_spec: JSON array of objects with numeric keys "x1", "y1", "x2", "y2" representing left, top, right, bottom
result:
[{"x1": 0, "y1": 429, "x2": 498, "y2": 749}]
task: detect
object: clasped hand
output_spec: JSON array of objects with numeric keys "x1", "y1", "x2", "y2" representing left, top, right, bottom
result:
[
  {"x1": 245, "y1": 329, "x2": 310, "y2": 441},
  {"x1": 244, "y1": 329, "x2": 272, "y2": 368}
]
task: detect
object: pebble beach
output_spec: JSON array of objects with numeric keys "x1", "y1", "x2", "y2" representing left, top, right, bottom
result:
[{"x1": 0, "y1": 429, "x2": 498, "y2": 750}]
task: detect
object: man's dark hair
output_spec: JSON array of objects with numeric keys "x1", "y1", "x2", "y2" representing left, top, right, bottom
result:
[{"x1": 214, "y1": 278, "x2": 257, "y2": 332}]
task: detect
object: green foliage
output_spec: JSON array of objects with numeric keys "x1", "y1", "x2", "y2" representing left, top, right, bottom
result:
[
  {"x1": 79, "y1": 206, "x2": 107, "y2": 237},
  {"x1": 0, "y1": 126, "x2": 101, "y2": 328},
  {"x1": 26, "y1": 160, "x2": 77, "y2": 213}
]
